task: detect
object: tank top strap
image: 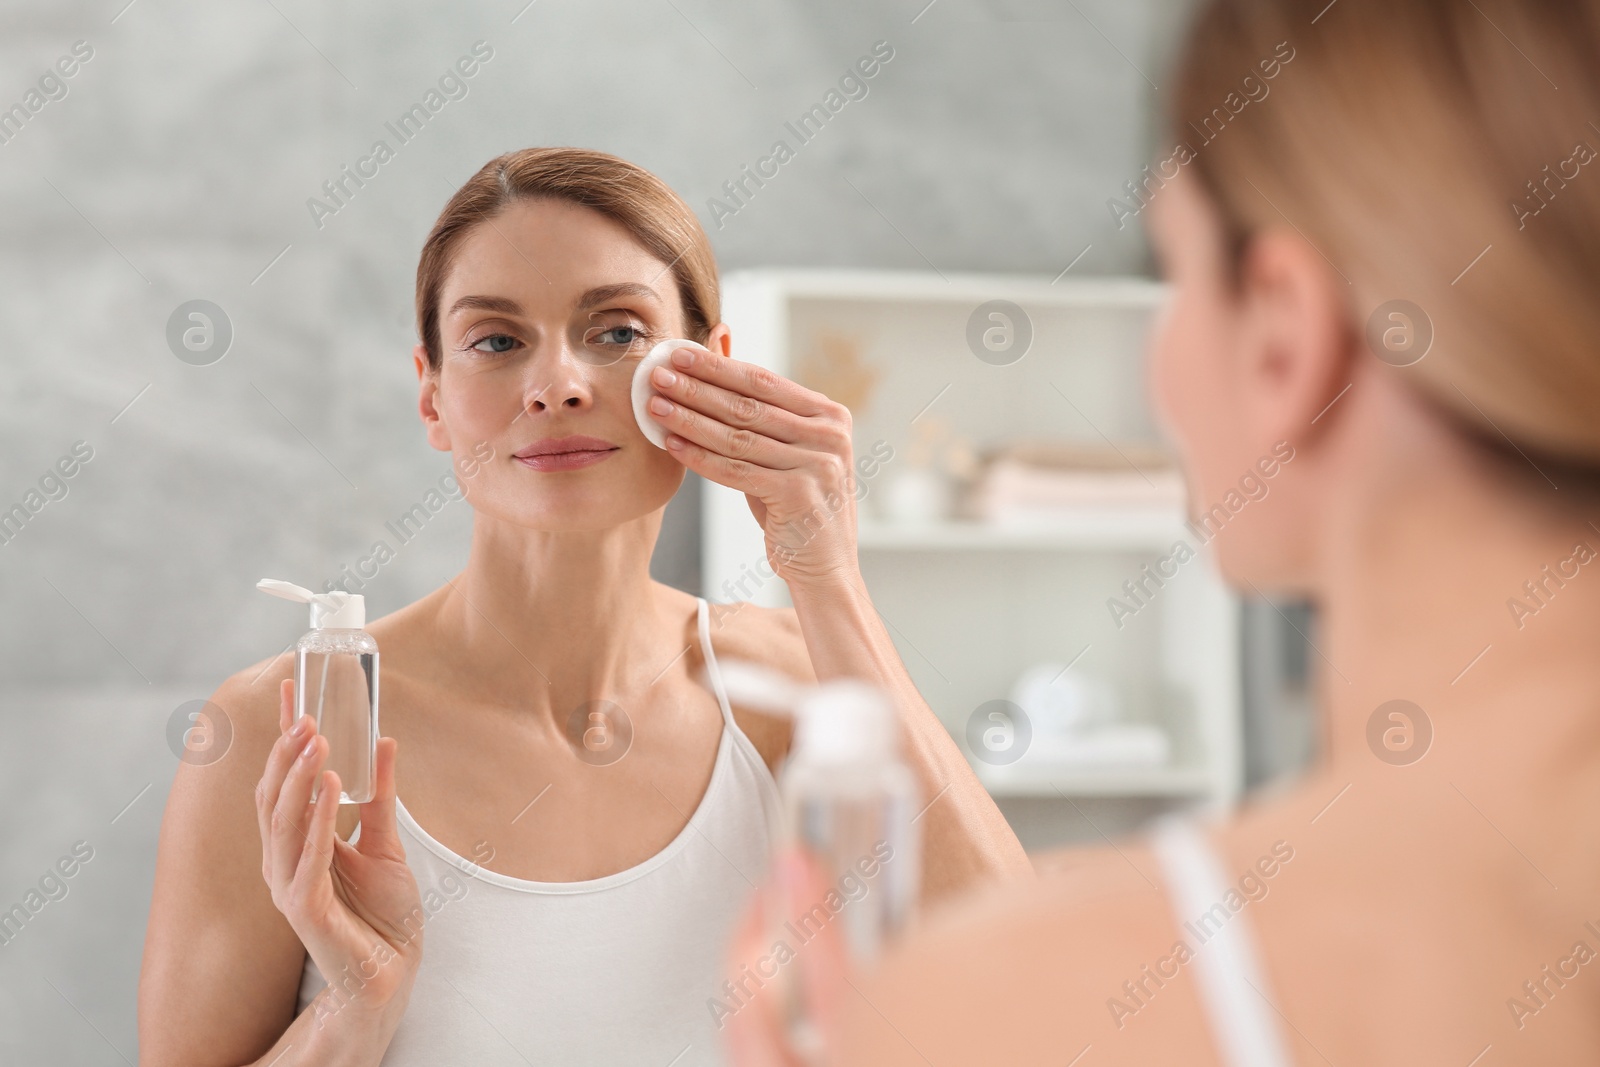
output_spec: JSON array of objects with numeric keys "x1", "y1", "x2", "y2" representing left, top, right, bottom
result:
[
  {"x1": 695, "y1": 596, "x2": 738, "y2": 727},
  {"x1": 1149, "y1": 815, "x2": 1294, "y2": 1067}
]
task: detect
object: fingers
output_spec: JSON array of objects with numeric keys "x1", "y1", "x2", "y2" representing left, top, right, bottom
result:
[
  {"x1": 780, "y1": 849, "x2": 852, "y2": 1045},
  {"x1": 649, "y1": 353, "x2": 853, "y2": 461},
  {"x1": 726, "y1": 992, "x2": 802, "y2": 1067},
  {"x1": 357, "y1": 736, "x2": 404, "y2": 859},
  {"x1": 721, "y1": 848, "x2": 857, "y2": 1067},
  {"x1": 645, "y1": 350, "x2": 857, "y2": 509},
  {"x1": 666, "y1": 345, "x2": 834, "y2": 419},
  {"x1": 724, "y1": 887, "x2": 806, "y2": 1067},
  {"x1": 257, "y1": 687, "x2": 311, "y2": 884},
  {"x1": 650, "y1": 364, "x2": 817, "y2": 448},
  {"x1": 292, "y1": 769, "x2": 340, "y2": 891},
  {"x1": 662, "y1": 433, "x2": 775, "y2": 498},
  {"x1": 651, "y1": 392, "x2": 795, "y2": 474},
  {"x1": 268, "y1": 727, "x2": 326, "y2": 902}
]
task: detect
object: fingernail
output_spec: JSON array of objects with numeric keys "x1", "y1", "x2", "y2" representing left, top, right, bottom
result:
[
  {"x1": 291, "y1": 716, "x2": 311, "y2": 738},
  {"x1": 649, "y1": 396, "x2": 672, "y2": 416},
  {"x1": 301, "y1": 736, "x2": 318, "y2": 761},
  {"x1": 671, "y1": 347, "x2": 695, "y2": 369},
  {"x1": 652, "y1": 366, "x2": 678, "y2": 388}
]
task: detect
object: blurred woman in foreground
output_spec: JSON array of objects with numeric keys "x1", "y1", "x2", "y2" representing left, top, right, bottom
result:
[{"x1": 733, "y1": 0, "x2": 1600, "y2": 1062}]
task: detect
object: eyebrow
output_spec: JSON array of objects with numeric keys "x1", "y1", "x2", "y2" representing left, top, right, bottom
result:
[
  {"x1": 574, "y1": 282, "x2": 662, "y2": 312},
  {"x1": 446, "y1": 294, "x2": 524, "y2": 318},
  {"x1": 445, "y1": 283, "x2": 663, "y2": 320}
]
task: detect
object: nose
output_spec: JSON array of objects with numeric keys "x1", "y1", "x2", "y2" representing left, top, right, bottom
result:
[{"x1": 521, "y1": 345, "x2": 594, "y2": 417}]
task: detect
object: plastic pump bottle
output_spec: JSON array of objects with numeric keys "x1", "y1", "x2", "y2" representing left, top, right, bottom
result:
[
  {"x1": 711, "y1": 662, "x2": 920, "y2": 1056},
  {"x1": 257, "y1": 579, "x2": 378, "y2": 804},
  {"x1": 713, "y1": 661, "x2": 922, "y2": 955},
  {"x1": 782, "y1": 679, "x2": 921, "y2": 962}
]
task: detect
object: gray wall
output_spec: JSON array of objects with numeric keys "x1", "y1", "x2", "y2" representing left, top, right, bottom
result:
[{"x1": 0, "y1": 0, "x2": 1194, "y2": 1058}]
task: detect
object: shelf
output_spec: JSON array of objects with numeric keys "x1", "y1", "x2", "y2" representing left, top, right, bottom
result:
[
  {"x1": 857, "y1": 511, "x2": 1190, "y2": 552},
  {"x1": 974, "y1": 762, "x2": 1213, "y2": 798}
]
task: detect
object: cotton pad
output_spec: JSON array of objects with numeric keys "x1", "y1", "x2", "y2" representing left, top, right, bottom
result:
[{"x1": 632, "y1": 338, "x2": 709, "y2": 449}]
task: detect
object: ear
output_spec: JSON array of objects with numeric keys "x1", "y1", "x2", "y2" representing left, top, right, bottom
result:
[
  {"x1": 706, "y1": 322, "x2": 732, "y2": 358},
  {"x1": 414, "y1": 343, "x2": 453, "y2": 453},
  {"x1": 1234, "y1": 228, "x2": 1356, "y2": 448}
]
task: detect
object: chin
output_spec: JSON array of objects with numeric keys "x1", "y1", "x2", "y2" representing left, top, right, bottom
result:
[
  {"x1": 482, "y1": 472, "x2": 684, "y2": 532},
  {"x1": 1214, "y1": 542, "x2": 1310, "y2": 599}
]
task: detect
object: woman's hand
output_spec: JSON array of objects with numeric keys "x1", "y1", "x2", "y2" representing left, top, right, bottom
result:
[
  {"x1": 723, "y1": 848, "x2": 854, "y2": 1066},
  {"x1": 645, "y1": 346, "x2": 860, "y2": 589},
  {"x1": 256, "y1": 678, "x2": 424, "y2": 1022}
]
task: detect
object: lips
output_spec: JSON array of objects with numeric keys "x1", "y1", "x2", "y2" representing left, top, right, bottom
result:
[{"x1": 512, "y1": 435, "x2": 619, "y2": 472}]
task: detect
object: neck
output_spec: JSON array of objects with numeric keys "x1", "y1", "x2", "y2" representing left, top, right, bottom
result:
[
  {"x1": 434, "y1": 509, "x2": 683, "y2": 720},
  {"x1": 1315, "y1": 390, "x2": 1600, "y2": 772}
]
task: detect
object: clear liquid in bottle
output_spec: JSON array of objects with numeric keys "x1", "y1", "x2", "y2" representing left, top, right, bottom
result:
[
  {"x1": 772, "y1": 681, "x2": 921, "y2": 1059},
  {"x1": 785, "y1": 762, "x2": 919, "y2": 962},
  {"x1": 295, "y1": 629, "x2": 378, "y2": 804}
]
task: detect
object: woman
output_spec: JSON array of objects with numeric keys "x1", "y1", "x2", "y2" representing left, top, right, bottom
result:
[
  {"x1": 730, "y1": 0, "x2": 1600, "y2": 1063},
  {"x1": 137, "y1": 148, "x2": 1029, "y2": 1066}
]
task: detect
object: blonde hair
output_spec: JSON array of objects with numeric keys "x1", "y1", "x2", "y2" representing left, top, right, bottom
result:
[
  {"x1": 1170, "y1": 0, "x2": 1600, "y2": 468},
  {"x1": 415, "y1": 146, "x2": 719, "y2": 371}
]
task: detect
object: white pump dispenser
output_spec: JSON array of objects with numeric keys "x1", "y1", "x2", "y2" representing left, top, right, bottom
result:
[{"x1": 256, "y1": 578, "x2": 366, "y2": 630}]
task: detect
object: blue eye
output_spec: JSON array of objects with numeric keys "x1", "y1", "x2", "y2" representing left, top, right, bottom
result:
[
  {"x1": 470, "y1": 333, "x2": 518, "y2": 354},
  {"x1": 596, "y1": 326, "x2": 640, "y2": 346}
]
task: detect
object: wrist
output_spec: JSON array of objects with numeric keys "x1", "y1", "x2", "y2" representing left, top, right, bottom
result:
[
  {"x1": 309, "y1": 952, "x2": 418, "y2": 1044},
  {"x1": 784, "y1": 566, "x2": 866, "y2": 607}
]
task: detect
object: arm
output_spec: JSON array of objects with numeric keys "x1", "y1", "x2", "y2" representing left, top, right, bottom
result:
[
  {"x1": 138, "y1": 668, "x2": 417, "y2": 1066},
  {"x1": 643, "y1": 343, "x2": 1032, "y2": 904}
]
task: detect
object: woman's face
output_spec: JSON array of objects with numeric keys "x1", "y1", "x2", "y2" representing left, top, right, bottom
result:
[{"x1": 416, "y1": 198, "x2": 728, "y2": 533}]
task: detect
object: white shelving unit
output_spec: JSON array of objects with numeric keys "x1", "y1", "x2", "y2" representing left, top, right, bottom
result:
[
  {"x1": 705, "y1": 269, "x2": 1242, "y2": 818},
  {"x1": 857, "y1": 510, "x2": 1187, "y2": 552}
]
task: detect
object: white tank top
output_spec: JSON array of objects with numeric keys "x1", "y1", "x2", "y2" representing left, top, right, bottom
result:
[
  {"x1": 295, "y1": 596, "x2": 782, "y2": 1066},
  {"x1": 1149, "y1": 816, "x2": 1293, "y2": 1067}
]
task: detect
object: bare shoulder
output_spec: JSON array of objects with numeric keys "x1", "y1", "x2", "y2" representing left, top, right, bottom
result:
[
  {"x1": 185, "y1": 655, "x2": 293, "y2": 815},
  {"x1": 702, "y1": 600, "x2": 814, "y2": 771},
  {"x1": 838, "y1": 842, "x2": 1220, "y2": 1066},
  {"x1": 154, "y1": 660, "x2": 285, "y2": 875},
  {"x1": 705, "y1": 600, "x2": 816, "y2": 686},
  {"x1": 139, "y1": 656, "x2": 313, "y2": 1062}
]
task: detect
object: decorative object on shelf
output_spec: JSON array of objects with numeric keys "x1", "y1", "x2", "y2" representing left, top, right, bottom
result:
[
  {"x1": 794, "y1": 331, "x2": 880, "y2": 414},
  {"x1": 989, "y1": 661, "x2": 1171, "y2": 771},
  {"x1": 964, "y1": 439, "x2": 1185, "y2": 523},
  {"x1": 1011, "y1": 663, "x2": 1118, "y2": 734},
  {"x1": 876, "y1": 416, "x2": 978, "y2": 524},
  {"x1": 881, "y1": 468, "x2": 952, "y2": 524}
]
